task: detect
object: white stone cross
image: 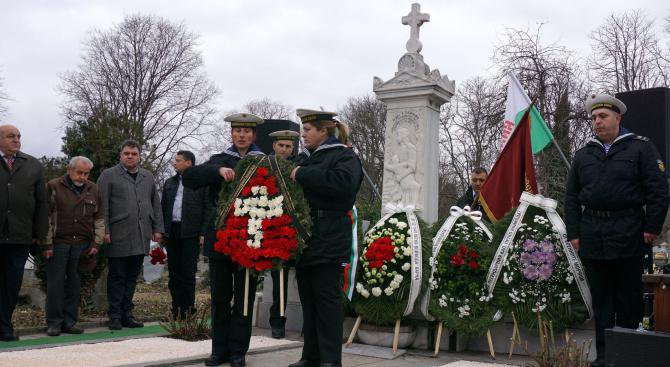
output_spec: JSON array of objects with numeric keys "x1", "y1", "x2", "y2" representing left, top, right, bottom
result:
[{"x1": 402, "y1": 3, "x2": 430, "y2": 53}]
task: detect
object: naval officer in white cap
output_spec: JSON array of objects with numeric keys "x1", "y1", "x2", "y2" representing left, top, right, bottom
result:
[{"x1": 565, "y1": 93, "x2": 669, "y2": 366}]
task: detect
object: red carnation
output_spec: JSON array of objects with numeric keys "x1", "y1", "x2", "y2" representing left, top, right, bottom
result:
[
  {"x1": 458, "y1": 244, "x2": 469, "y2": 257},
  {"x1": 468, "y1": 250, "x2": 479, "y2": 259},
  {"x1": 242, "y1": 186, "x2": 252, "y2": 197},
  {"x1": 468, "y1": 260, "x2": 479, "y2": 270},
  {"x1": 450, "y1": 255, "x2": 465, "y2": 267},
  {"x1": 257, "y1": 167, "x2": 269, "y2": 177}
]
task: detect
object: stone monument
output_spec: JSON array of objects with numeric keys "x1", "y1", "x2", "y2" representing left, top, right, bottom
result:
[{"x1": 373, "y1": 3, "x2": 455, "y2": 224}]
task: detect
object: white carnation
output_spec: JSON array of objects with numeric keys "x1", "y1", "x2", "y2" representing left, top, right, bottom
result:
[
  {"x1": 251, "y1": 186, "x2": 260, "y2": 195},
  {"x1": 259, "y1": 186, "x2": 268, "y2": 195},
  {"x1": 401, "y1": 262, "x2": 411, "y2": 272},
  {"x1": 396, "y1": 222, "x2": 407, "y2": 229},
  {"x1": 371, "y1": 287, "x2": 382, "y2": 297},
  {"x1": 402, "y1": 247, "x2": 411, "y2": 256}
]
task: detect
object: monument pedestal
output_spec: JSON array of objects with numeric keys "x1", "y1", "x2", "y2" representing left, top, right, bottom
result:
[{"x1": 256, "y1": 268, "x2": 303, "y2": 332}]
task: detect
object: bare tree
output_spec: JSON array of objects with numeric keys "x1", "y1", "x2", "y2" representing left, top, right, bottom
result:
[
  {"x1": 338, "y1": 94, "x2": 387, "y2": 202},
  {"x1": 588, "y1": 10, "x2": 666, "y2": 93},
  {"x1": 437, "y1": 77, "x2": 506, "y2": 215},
  {"x1": 0, "y1": 70, "x2": 8, "y2": 114},
  {"x1": 242, "y1": 98, "x2": 293, "y2": 120},
  {"x1": 59, "y1": 14, "x2": 218, "y2": 175}
]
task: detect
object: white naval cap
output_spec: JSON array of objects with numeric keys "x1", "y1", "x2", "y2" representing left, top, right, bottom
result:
[{"x1": 585, "y1": 93, "x2": 627, "y2": 115}]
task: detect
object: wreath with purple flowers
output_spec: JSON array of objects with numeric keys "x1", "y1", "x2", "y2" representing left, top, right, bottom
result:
[{"x1": 491, "y1": 206, "x2": 589, "y2": 331}]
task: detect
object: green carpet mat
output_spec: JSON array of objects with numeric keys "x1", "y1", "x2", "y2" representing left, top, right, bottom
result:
[{"x1": 0, "y1": 324, "x2": 166, "y2": 350}]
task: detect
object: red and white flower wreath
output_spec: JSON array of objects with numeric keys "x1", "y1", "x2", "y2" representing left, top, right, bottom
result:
[{"x1": 214, "y1": 167, "x2": 299, "y2": 272}]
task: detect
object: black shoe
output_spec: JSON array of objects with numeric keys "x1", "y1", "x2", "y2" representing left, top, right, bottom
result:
[
  {"x1": 0, "y1": 331, "x2": 19, "y2": 342},
  {"x1": 62, "y1": 324, "x2": 84, "y2": 334},
  {"x1": 121, "y1": 317, "x2": 144, "y2": 328},
  {"x1": 230, "y1": 357, "x2": 246, "y2": 367},
  {"x1": 319, "y1": 364, "x2": 341, "y2": 367},
  {"x1": 204, "y1": 354, "x2": 230, "y2": 366},
  {"x1": 47, "y1": 326, "x2": 61, "y2": 336},
  {"x1": 288, "y1": 360, "x2": 319, "y2": 367},
  {"x1": 272, "y1": 327, "x2": 286, "y2": 339},
  {"x1": 108, "y1": 319, "x2": 122, "y2": 330}
]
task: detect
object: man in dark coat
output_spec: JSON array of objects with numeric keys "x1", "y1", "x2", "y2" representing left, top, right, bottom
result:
[
  {"x1": 0, "y1": 124, "x2": 48, "y2": 342},
  {"x1": 97, "y1": 140, "x2": 164, "y2": 330},
  {"x1": 267, "y1": 130, "x2": 300, "y2": 339},
  {"x1": 456, "y1": 167, "x2": 487, "y2": 211},
  {"x1": 161, "y1": 150, "x2": 211, "y2": 319},
  {"x1": 289, "y1": 109, "x2": 363, "y2": 367},
  {"x1": 565, "y1": 94, "x2": 669, "y2": 367},
  {"x1": 182, "y1": 113, "x2": 265, "y2": 367}
]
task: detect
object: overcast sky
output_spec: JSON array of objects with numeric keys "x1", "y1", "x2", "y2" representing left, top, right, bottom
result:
[{"x1": 1, "y1": 0, "x2": 668, "y2": 157}]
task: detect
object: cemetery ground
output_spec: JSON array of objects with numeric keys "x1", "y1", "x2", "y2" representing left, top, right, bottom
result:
[{"x1": 3, "y1": 268, "x2": 533, "y2": 367}]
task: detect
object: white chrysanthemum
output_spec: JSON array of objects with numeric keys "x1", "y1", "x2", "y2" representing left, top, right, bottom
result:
[
  {"x1": 371, "y1": 287, "x2": 382, "y2": 297},
  {"x1": 258, "y1": 196, "x2": 269, "y2": 207},
  {"x1": 396, "y1": 222, "x2": 407, "y2": 229},
  {"x1": 438, "y1": 298, "x2": 447, "y2": 307},
  {"x1": 256, "y1": 208, "x2": 267, "y2": 219},
  {"x1": 384, "y1": 287, "x2": 394, "y2": 296},
  {"x1": 388, "y1": 218, "x2": 398, "y2": 224},
  {"x1": 361, "y1": 289, "x2": 370, "y2": 298},
  {"x1": 401, "y1": 263, "x2": 411, "y2": 271},
  {"x1": 402, "y1": 247, "x2": 411, "y2": 256},
  {"x1": 259, "y1": 186, "x2": 268, "y2": 195}
]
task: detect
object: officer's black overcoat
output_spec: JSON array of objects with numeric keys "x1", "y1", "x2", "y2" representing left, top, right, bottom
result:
[{"x1": 565, "y1": 132, "x2": 669, "y2": 259}]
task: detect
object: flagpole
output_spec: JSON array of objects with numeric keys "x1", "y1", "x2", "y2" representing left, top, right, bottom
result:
[{"x1": 550, "y1": 136, "x2": 571, "y2": 171}]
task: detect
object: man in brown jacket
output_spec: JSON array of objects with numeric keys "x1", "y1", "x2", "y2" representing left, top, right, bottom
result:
[
  {"x1": 43, "y1": 156, "x2": 104, "y2": 336},
  {"x1": 0, "y1": 124, "x2": 48, "y2": 342}
]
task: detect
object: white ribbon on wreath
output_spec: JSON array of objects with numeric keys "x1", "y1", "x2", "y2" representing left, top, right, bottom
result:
[
  {"x1": 367, "y1": 202, "x2": 422, "y2": 316},
  {"x1": 485, "y1": 192, "x2": 593, "y2": 318},
  {"x1": 420, "y1": 206, "x2": 493, "y2": 321}
]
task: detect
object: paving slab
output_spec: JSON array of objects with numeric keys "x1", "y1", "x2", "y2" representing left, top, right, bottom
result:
[{"x1": 342, "y1": 342, "x2": 406, "y2": 359}]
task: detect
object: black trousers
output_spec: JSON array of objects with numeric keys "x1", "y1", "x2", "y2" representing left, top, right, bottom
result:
[
  {"x1": 269, "y1": 267, "x2": 289, "y2": 330},
  {"x1": 209, "y1": 257, "x2": 258, "y2": 359},
  {"x1": 296, "y1": 264, "x2": 344, "y2": 364},
  {"x1": 46, "y1": 243, "x2": 87, "y2": 328},
  {"x1": 107, "y1": 254, "x2": 144, "y2": 320},
  {"x1": 166, "y1": 223, "x2": 200, "y2": 318},
  {"x1": 583, "y1": 256, "x2": 643, "y2": 360},
  {"x1": 0, "y1": 244, "x2": 30, "y2": 335}
]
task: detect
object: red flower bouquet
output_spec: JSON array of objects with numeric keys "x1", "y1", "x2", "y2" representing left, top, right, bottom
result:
[{"x1": 214, "y1": 156, "x2": 311, "y2": 273}]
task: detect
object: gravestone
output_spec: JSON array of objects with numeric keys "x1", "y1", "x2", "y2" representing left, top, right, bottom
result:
[{"x1": 373, "y1": 3, "x2": 455, "y2": 225}]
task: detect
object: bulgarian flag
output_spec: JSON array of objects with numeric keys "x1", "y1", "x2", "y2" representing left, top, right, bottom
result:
[
  {"x1": 342, "y1": 206, "x2": 358, "y2": 301},
  {"x1": 479, "y1": 106, "x2": 539, "y2": 222},
  {"x1": 500, "y1": 72, "x2": 554, "y2": 154}
]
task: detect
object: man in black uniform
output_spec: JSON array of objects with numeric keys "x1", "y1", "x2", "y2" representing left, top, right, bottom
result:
[
  {"x1": 182, "y1": 113, "x2": 265, "y2": 367},
  {"x1": 161, "y1": 150, "x2": 210, "y2": 319},
  {"x1": 289, "y1": 109, "x2": 363, "y2": 367},
  {"x1": 267, "y1": 130, "x2": 300, "y2": 339},
  {"x1": 456, "y1": 167, "x2": 487, "y2": 211},
  {"x1": 565, "y1": 94, "x2": 669, "y2": 367}
]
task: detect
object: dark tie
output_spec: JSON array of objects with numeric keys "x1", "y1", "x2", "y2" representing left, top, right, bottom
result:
[{"x1": 4, "y1": 155, "x2": 14, "y2": 170}]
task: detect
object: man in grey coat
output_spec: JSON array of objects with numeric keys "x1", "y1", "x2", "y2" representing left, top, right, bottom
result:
[
  {"x1": 97, "y1": 140, "x2": 163, "y2": 330},
  {"x1": 0, "y1": 124, "x2": 48, "y2": 341}
]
